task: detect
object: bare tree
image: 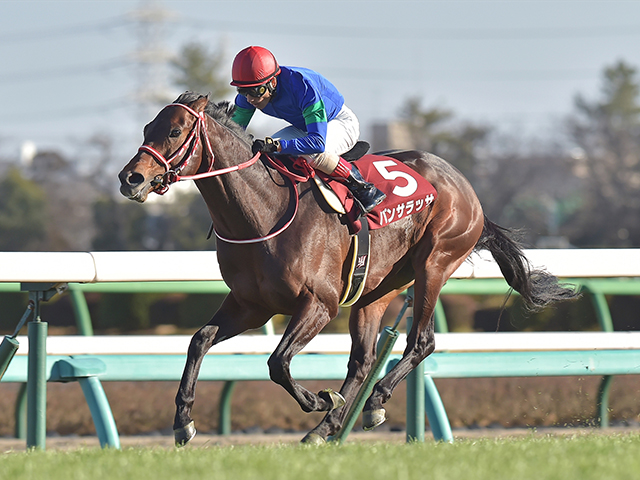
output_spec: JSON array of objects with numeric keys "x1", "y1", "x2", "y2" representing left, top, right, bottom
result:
[
  {"x1": 398, "y1": 97, "x2": 491, "y2": 183},
  {"x1": 565, "y1": 60, "x2": 640, "y2": 246}
]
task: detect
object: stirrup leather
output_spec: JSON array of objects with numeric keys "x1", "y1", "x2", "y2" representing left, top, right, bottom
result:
[{"x1": 339, "y1": 221, "x2": 370, "y2": 306}]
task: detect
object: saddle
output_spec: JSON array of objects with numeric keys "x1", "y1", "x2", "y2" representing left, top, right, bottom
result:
[
  {"x1": 342, "y1": 141, "x2": 371, "y2": 161},
  {"x1": 261, "y1": 142, "x2": 438, "y2": 306},
  {"x1": 312, "y1": 141, "x2": 369, "y2": 215}
]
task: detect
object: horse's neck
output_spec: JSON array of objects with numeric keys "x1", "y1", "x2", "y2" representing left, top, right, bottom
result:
[{"x1": 195, "y1": 125, "x2": 289, "y2": 240}]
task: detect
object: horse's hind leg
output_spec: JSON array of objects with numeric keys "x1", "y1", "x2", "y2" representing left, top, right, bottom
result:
[
  {"x1": 363, "y1": 241, "x2": 478, "y2": 429},
  {"x1": 173, "y1": 293, "x2": 271, "y2": 446}
]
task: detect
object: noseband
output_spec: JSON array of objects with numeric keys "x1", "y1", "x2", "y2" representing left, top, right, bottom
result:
[
  {"x1": 135, "y1": 101, "x2": 306, "y2": 244},
  {"x1": 137, "y1": 102, "x2": 261, "y2": 195}
]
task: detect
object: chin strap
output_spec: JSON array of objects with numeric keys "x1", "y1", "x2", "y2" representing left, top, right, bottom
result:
[
  {"x1": 138, "y1": 102, "x2": 306, "y2": 244},
  {"x1": 137, "y1": 103, "x2": 262, "y2": 194}
]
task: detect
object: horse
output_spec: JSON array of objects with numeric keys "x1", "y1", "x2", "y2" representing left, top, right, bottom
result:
[{"x1": 118, "y1": 92, "x2": 578, "y2": 446}]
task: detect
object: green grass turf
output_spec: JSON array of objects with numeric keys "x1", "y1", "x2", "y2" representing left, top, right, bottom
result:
[{"x1": 2, "y1": 433, "x2": 640, "y2": 480}]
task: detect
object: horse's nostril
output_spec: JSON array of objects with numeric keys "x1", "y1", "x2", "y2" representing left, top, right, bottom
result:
[{"x1": 127, "y1": 172, "x2": 145, "y2": 186}]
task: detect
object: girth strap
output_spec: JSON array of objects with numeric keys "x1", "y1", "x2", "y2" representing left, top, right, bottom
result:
[{"x1": 339, "y1": 220, "x2": 371, "y2": 306}]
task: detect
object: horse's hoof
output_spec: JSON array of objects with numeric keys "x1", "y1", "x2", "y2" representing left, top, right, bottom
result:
[
  {"x1": 300, "y1": 432, "x2": 326, "y2": 445},
  {"x1": 174, "y1": 421, "x2": 196, "y2": 447},
  {"x1": 319, "y1": 388, "x2": 346, "y2": 410},
  {"x1": 362, "y1": 408, "x2": 386, "y2": 431}
]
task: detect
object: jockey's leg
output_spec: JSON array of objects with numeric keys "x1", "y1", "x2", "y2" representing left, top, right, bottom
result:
[
  {"x1": 271, "y1": 106, "x2": 386, "y2": 214},
  {"x1": 317, "y1": 154, "x2": 386, "y2": 215}
]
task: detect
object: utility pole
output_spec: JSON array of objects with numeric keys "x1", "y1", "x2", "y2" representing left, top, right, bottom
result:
[{"x1": 129, "y1": 0, "x2": 177, "y2": 124}]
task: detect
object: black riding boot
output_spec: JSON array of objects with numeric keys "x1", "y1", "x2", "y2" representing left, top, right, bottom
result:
[{"x1": 344, "y1": 165, "x2": 386, "y2": 214}]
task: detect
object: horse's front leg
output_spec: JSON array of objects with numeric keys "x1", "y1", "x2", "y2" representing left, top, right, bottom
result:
[
  {"x1": 173, "y1": 293, "x2": 270, "y2": 446},
  {"x1": 267, "y1": 294, "x2": 340, "y2": 415}
]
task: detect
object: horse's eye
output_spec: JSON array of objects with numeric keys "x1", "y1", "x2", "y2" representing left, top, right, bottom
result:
[{"x1": 169, "y1": 128, "x2": 182, "y2": 138}]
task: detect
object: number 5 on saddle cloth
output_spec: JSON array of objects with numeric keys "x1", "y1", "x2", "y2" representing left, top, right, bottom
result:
[{"x1": 314, "y1": 155, "x2": 438, "y2": 306}]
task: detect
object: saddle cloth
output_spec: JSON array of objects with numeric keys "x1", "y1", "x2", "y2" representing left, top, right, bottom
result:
[{"x1": 318, "y1": 154, "x2": 438, "y2": 234}]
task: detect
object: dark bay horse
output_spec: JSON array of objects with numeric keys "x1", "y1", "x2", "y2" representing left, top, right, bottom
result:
[{"x1": 118, "y1": 93, "x2": 577, "y2": 446}]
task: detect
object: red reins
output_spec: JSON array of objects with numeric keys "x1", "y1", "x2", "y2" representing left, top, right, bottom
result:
[
  {"x1": 137, "y1": 103, "x2": 263, "y2": 194},
  {"x1": 136, "y1": 102, "x2": 311, "y2": 244}
]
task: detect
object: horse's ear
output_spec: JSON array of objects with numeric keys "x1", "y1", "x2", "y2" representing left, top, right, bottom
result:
[{"x1": 192, "y1": 96, "x2": 209, "y2": 113}]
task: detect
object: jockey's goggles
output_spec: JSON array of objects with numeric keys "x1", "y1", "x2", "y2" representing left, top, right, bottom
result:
[{"x1": 237, "y1": 84, "x2": 269, "y2": 98}]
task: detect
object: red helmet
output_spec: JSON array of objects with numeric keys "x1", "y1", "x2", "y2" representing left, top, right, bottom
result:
[{"x1": 230, "y1": 46, "x2": 281, "y2": 87}]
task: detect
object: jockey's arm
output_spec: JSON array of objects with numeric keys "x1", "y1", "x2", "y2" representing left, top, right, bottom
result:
[
  {"x1": 278, "y1": 100, "x2": 328, "y2": 155},
  {"x1": 231, "y1": 101, "x2": 255, "y2": 128}
]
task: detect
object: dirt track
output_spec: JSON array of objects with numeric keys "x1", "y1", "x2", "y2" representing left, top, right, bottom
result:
[{"x1": 4, "y1": 375, "x2": 640, "y2": 453}]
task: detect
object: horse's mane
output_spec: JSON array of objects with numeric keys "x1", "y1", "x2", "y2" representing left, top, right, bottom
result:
[{"x1": 173, "y1": 92, "x2": 253, "y2": 144}]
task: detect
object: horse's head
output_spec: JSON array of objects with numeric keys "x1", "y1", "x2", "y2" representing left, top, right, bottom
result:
[{"x1": 118, "y1": 95, "x2": 210, "y2": 202}]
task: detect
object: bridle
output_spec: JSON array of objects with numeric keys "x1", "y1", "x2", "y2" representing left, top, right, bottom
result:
[
  {"x1": 137, "y1": 102, "x2": 261, "y2": 195},
  {"x1": 136, "y1": 102, "x2": 312, "y2": 244}
]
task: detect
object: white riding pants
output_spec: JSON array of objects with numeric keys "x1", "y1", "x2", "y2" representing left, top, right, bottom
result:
[{"x1": 272, "y1": 104, "x2": 360, "y2": 175}]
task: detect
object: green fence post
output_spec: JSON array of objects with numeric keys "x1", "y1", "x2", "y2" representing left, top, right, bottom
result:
[
  {"x1": 78, "y1": 376, "x2": 120, "y2": 448},
  {"x1": 331, "y1": 291, "x2": 410, "y2": 444},
  {"x1": 22, "y1": 283, "x2": 65, "y2": 451},
  {"x1": 434, "y1": 298, "x2": 449, "y2": 333},
  {"x1": 405, "y1": 286, "x2": 425, "y2": 442},
  {"x1": 69, "y1": 288, "x2": 94, "y2": 336},
  {"x1": 587, "y1": 288, "x2": 615, "y2": 333},
  {"x1": 424, "y1": 375, "x2": 453, "y2": 442},
  {"x1": 15, "y1": 383, "x2": 27, "y2": 439},
  {"x1": 597, "y1": 375, "x2": 614, "y2": 428},
  {"x1": 406, "y1": 359, "x2": 425, "y2": 442},
  {"x1": 331, "y1": 326, "x2": 399, "y2": 444},
  {"x1": 218, "y1": 381, "x2": 237, "y2": 435},
  {"x1": 26, "y1": 317, "x2": 47, "y2": 450},
  {"x1": 582, "y1": 282, "x2": 615, "y2": 428}
]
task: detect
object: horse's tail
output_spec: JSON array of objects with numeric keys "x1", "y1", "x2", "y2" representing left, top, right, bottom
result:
[{"x1": 474, "y1": 215, "x2": 579, "y2": 311}]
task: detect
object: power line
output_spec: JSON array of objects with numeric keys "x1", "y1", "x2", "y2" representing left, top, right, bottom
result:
[
  {"x1": 183, "y1": 17, "x2": 640, "y2": 41},
  {"x1": 0, "y1": 96, "x2": 132, "y2": 123},
  {"x1": 4, "y1": 12, "x2": 640, "y2": 43},
  {"x1": 321, "y1": 66, "x2": 603, "y2": 82},
  {"x1": 0, "y1": 57, "x2": 132, "y2": 85},
  {"x1": 0, "y1": 15, "x2": 131, "y2": 43}
]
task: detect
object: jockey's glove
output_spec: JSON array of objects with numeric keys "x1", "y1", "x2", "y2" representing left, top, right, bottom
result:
[{"x1": 252, "y1": 137, "x2": 280, "y2": 155}]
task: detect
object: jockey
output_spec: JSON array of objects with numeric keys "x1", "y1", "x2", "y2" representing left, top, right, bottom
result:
[{"x1": 230, "y1": 46, "x2": 386, "y2": 215}]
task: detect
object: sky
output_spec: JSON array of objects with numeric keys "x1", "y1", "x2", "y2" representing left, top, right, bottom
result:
[{"x1": 2, "y1": 0, "x2": 640, "y2": 171}]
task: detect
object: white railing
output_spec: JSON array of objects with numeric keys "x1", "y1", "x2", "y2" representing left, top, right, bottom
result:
[{"x1": 1, "y1": 249, "x2": 639, "y2": 283}]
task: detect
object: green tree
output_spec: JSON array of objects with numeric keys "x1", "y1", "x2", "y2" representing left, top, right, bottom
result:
[
  {"x1": 565, "y1": 60, "x2": 640, "y2": 246},
  {"x1": 0, "y1": 167, "x2": 47, "y2": 250},
  {"x1": 92, "y1": 196, "x2": 148, "y2": 251},
  {"x1": 161, "y1": 190, "x2": 215, "y2": 250},
  {"x1": 93, "y1": 191, "x2": 214, "y2": 251},
  {"x1": 170, "y1": 41, "x2": 231, "y2": 100},
  {"x1": 29, "y1": 150, "x2": 97, "y2": 250},
  {"x1": 472, "y1": 138, "x2": 581, "y2": 248}
]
